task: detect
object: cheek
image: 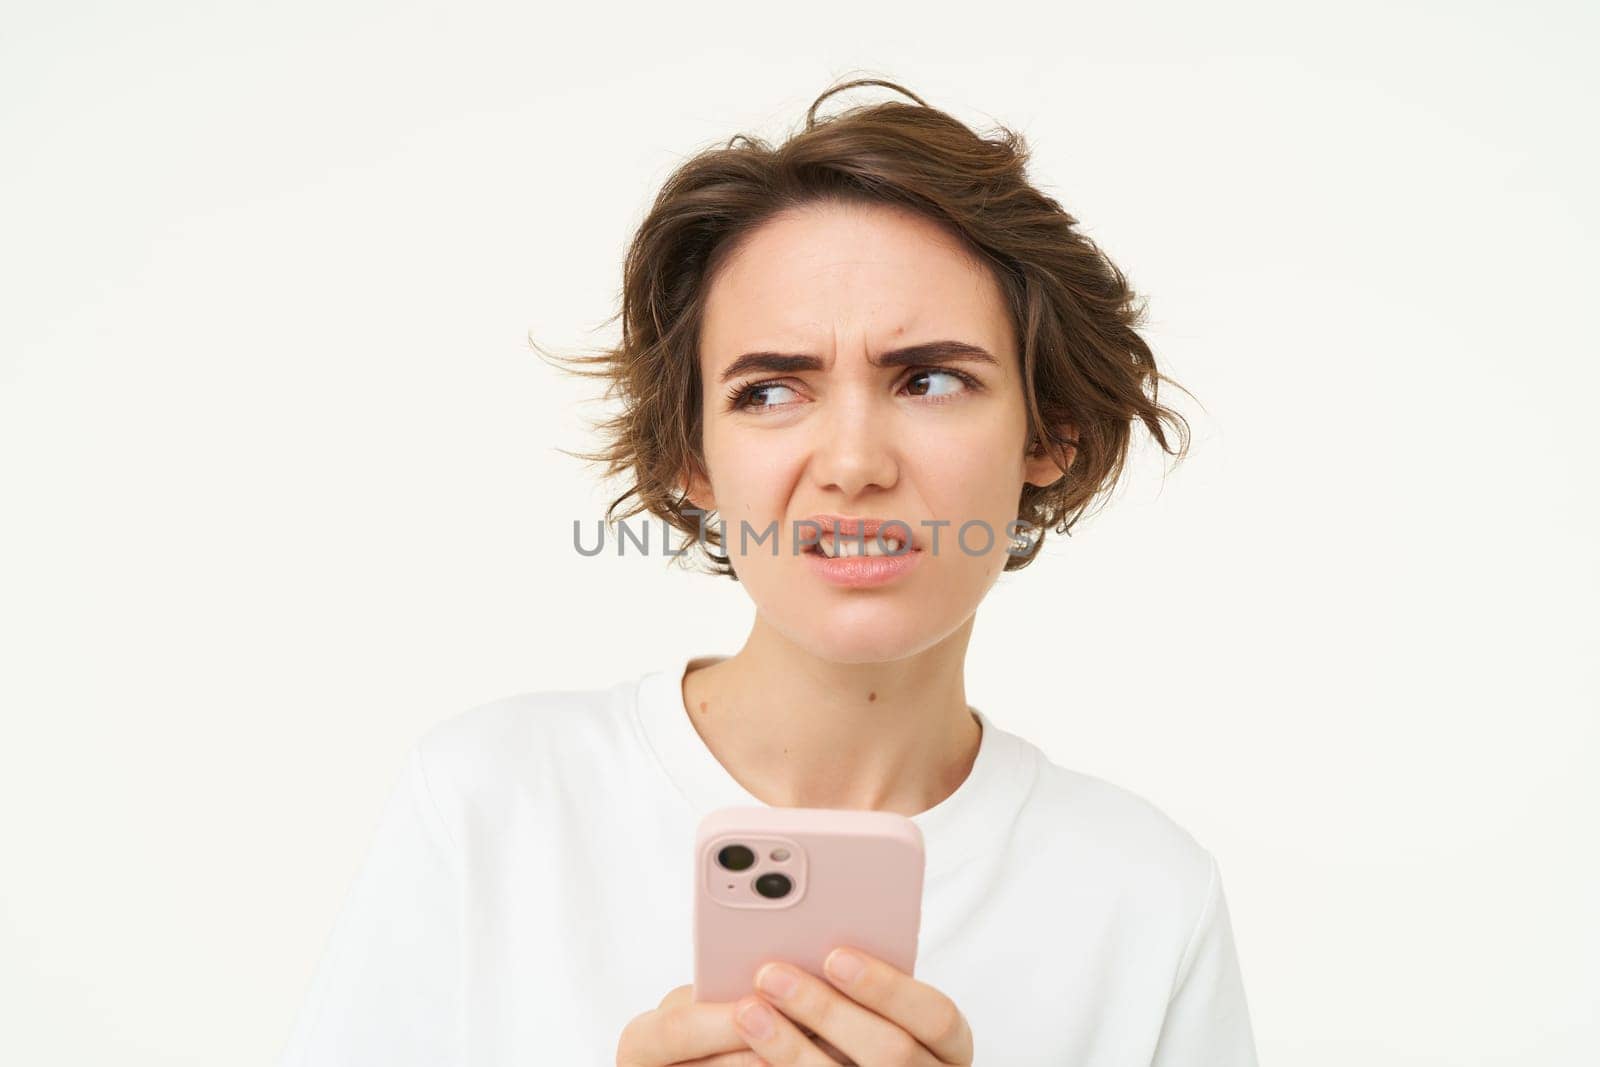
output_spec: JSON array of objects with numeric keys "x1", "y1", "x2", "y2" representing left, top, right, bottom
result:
[
  {"x1": 914, "y1": 425, "x2": 1025, "y2": 519},
  {"x1": 704, "y1": 406, "x2": 1026, "y2": 529},
  {"x1": 701, "y1": 426, "x2": 794, "y2": 516}
]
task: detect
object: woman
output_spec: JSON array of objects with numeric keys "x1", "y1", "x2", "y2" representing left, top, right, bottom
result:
[{"x1": 279, "y1": 78, "x2": 1259, "y2": 1066}]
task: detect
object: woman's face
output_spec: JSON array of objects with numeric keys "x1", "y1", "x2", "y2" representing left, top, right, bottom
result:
[{"x1": 688, "y1": 200, "x2": 1070, "y2": 664}]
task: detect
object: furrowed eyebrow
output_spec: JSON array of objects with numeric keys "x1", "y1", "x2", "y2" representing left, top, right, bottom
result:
[{"x1": 716, "y1": 339, "x2": 1000, "y2": 385}]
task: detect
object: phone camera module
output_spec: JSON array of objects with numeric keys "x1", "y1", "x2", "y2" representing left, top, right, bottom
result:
[
  {"x1": 754, "y1": 872, "x2": 792, "y2": 899},
  {"x1": 717, "y1": 844, "x2": 756, "y2": 871}
]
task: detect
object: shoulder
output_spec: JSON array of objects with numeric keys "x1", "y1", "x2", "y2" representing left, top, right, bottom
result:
[
  {"x1": 406, "y1": 675, "x2": 642, "y2": 811},
  {"x1": 1014, "y1": 741, "x2": 1219, "y2": 918}
]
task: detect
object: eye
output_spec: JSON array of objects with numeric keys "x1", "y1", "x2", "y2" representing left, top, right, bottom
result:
[
  {"x1": 725, "y1": 380, "x2": 801, "y2": 411},
  {"x1": 905, "y1": 368, "x2": 979, "y2": 400},
  {"x1": 724, "y1": 366, "x2": 982, "y2": 413}
]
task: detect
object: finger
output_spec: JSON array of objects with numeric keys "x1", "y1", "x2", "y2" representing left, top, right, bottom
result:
[
  {"x1": 808, "y1": 1032, "x2": 856, "y2": 1065},
  {"x1": 732, "y1": 993, "x2": 840, "y2": 1066},
  {"x1": 749, "y1": 961, "x2": 926, "y2": 1066},
  {"x1": 673, "y1": 1049, "x2": 771, "y2": 1067},
  {"x1": 660, "y1": 984, "x2": 695, "y2": 1009},
  {"x1": 821, "y1": 947, "x2": 974, "y2": 1065},
  {"x1": 788, "y1": 1026, "x2": 854, "y2": 1066},
  {"x1": 616, "y1": 1000, "x2": 751, "y2": 1066},
  {"x1": 775, "y1": 1024, "x2": 853, "y2": 1066}
]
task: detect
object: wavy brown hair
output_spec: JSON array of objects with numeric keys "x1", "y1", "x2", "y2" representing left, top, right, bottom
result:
[{"x1": 534, "y1": 75, "x2": 1193, "y2": 580}]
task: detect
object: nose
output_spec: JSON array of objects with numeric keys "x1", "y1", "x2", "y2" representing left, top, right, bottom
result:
[{"x1": 807, "y1": 385, "x2": 900, "y2": 498}]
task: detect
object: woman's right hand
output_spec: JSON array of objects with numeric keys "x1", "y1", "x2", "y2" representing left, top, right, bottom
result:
[
  {"x1": 617, "y1": 983, "x2": 854, "y2": 1066},
  {"x1": 615, "y1": 983, "x2": 765, "y2": 1067}
]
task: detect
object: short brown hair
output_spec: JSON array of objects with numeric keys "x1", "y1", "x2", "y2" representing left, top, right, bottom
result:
[{"x1": 536, "y1": 76, "x2": 1193, "y2": 580}]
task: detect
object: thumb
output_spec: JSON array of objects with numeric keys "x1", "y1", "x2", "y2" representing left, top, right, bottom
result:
[{"x1": 658, "y1": 983, "x2": 694, "y2": 1010}]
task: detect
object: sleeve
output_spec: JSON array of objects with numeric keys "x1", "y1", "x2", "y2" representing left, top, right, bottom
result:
[
  {"x1": 277, "y1": 744, "x2": 463, "y2": 1067},
  {"x1": 1149, "y1": 852, "x2": 1260, "y2": 1067}
]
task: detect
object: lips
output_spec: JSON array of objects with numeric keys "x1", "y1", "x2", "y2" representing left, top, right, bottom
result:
[
  {"x1": 801, "y1": 514, "x2": 921, "y2": 551},
  {"x1": 800, "y1": 525, "x2": 926, "y2": 587}
]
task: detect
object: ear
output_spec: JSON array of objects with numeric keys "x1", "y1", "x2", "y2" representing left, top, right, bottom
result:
[
  {"x1": 1023, "y1": 424, "x2": 1078, "y2": 489},
  {"x1": 678, "y1": 457, "x2": 716, "y2": 514}
]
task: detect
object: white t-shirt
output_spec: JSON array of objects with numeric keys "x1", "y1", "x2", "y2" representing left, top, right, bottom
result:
[{"x1": 278, "y1": 653, "x2": 1259, "y2": 1066}]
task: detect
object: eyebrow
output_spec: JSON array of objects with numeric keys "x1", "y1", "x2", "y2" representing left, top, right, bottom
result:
[{"x1": 716, "y1": 339, "x2": 1000, "y2": 385}]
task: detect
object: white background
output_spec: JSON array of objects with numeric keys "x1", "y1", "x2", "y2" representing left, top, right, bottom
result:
[{"x1": 3, "y1": 2, "x2": 1596, "y2": 1064}]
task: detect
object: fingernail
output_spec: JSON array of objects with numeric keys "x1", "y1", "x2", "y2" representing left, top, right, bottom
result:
[
  {"x1": 825, "y1": 948, "x2": 864, "y2": 984},
  {"x1": 756, "y1": 962, "x2": 798, "y2": 998},
  {"x1": 737, "y1": 999, "x2": 775, "y2": 1039}
]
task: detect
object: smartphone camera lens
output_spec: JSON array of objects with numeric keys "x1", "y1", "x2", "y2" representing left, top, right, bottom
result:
[
  {"x1": 717, "y1": 844, "x2": 756, "y2": 871},
  {"x1": 754, "y1": 872, "x2": 792, "y2": 899}
]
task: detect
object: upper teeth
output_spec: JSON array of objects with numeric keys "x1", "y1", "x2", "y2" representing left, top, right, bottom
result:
[{"x1": 818, "y1": 534, "x2": 905, "y2": 558}]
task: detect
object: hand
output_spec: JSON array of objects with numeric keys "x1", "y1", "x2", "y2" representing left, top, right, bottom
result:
[
  {"x1": 617, "y1": 982, "x2": 784, "y2": 1067},
  {"x1": 731, "y1": 946, "x2": 974, "y2": 1066}
]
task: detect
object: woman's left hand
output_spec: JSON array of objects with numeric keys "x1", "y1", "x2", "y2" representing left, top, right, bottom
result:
[{"x1": 731, "y1": 945, "x2": 974, "y2": 1065}]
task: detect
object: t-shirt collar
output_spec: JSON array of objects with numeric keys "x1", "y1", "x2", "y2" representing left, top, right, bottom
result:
[{"x1": 631, "y1": 651, "x2": 1039, "y2": 881}]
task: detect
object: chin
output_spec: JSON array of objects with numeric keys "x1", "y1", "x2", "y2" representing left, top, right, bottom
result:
[
  {"x1": 811, "y1": 643, "x2": 915, "y2": 667},
  {"x1": 788, "y1": 618, "x2": 948, "y2": 668}
]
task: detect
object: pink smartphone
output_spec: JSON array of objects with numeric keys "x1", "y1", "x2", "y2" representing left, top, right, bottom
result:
[{"x1": 692, "y1": 805, "x2": 926, "y2": 1004}]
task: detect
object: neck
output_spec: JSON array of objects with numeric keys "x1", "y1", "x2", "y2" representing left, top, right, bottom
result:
[{"x1": 679, "y1": 615, "x2": 982, "y2": 814}]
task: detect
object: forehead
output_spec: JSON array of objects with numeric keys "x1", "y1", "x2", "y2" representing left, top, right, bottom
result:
[{"x1": 699, "y1": 201, "x2": 1012, "y2": 368}]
